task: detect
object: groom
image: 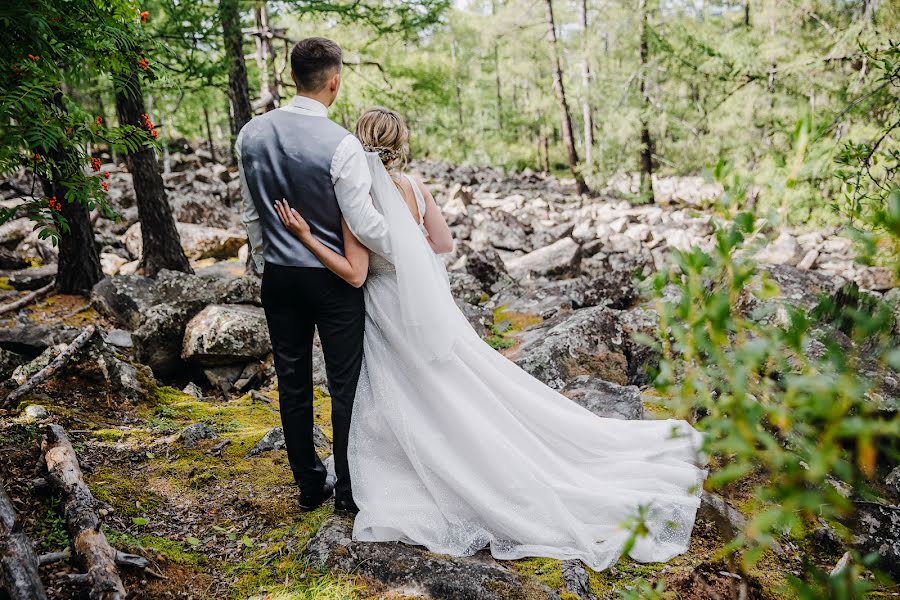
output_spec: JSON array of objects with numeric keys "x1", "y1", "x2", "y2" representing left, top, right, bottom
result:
[{"x1": 236, "y1": 37, "x2": 390, "y2": 512}]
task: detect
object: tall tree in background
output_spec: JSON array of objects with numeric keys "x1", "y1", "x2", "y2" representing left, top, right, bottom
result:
[
  {"x1": 579, "y1": 0, "x2": 594, "y2": 169},
  {"x1": 638, "y1": 0, "x2": 655, "y2": 203},
  {"x1": 221, "y1": 0, "x2": 253, "y2": 158},
  {"x1": 41, "y1": 97, "x2": 102, "y2": 294},
  {"x1": 543, "y1": 0, "x2": 588, "y2": 195},
  {"x1": 115, "y1": 72, "x2": 193, "y2": 276},
  {"x1": 253, "y1": 2, "x2": 278, "y2": 112}
]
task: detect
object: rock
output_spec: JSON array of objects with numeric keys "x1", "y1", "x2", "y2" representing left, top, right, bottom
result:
[
  {"x1": 133, "y1": 302, "x2": 205, "y2": 375},
  {"x1": 0, "y1": 247, "x2": 28, "y2": 270},
  {"x1": 698, "y1": 491, "x2": 747, "y2": 541},
  {"x1": 512, "y1": 306, "x2": 631, "y2": 389},
  {"x1": 203, "y1": 364, "x2": 244, "y2": 395},
  {"x1": 7, "y1": 265, "x2": 56, "y2": 290},
  {"x1": 755, "y1": 232, "x2": 803, "y2": 266},
  {"x1": 102, "y1": 329, "x2": 133, "y2": 349},
  {"x1": 172, "y1": 193, "x2": 240, "y2": 229},
  {"x1": 471, "y1": 210, "x2": 531, "y2": 252},
  {"x1": 222, "y1": 276, "x2": 262, "y2": 305},
  {"x1": 182, "y1": 382, "x2": 204, "y2": 398},
  {"x1": 0, "y1": 324, "x2": 78, "y2": 356},
  {"x1": 245, "y1": 426, "x2": 285, "y2": 457},
  {"x1": 886, "y1": 466, "x2": 900, "y2": 498},
  {"x1": 22, "y1": 404, "x2": 49, "y2": 420},
  {"x1": 182, "y1": 304, "x2": 271, "y2": 365},
  {"x1": 156, "y1": 269, "x2": 226, "y2": 304},
  {"x1": 456, "y1": 300, "x2": 493, "y2": 338},
  {"x1": 304, "y1": 514, "x2": 561, "y2": 600},
  {"x1": 100, "y1": 252, "x2": 128, "y2": 276},
  {"x1": 747, "y1": 265, "x2": 846, "y2": 321},
  {"x1": 102, "y1": 354, "x2": 153, "y2": 404},
  {"x1": 852, "y1": 267, "x2": 897, "y2": 291},
  {"x1": 179, "y1": 423, "x2": 217, "y2": 448},
  {"x1": 581, "y1": 251, "x2": 652, "y2": 309},
  {"x1": 797, "y1": 248, "x2": 819, "y2": 270},
  {"x1": 0, "y1": 347, "x2": 27, "y2": 380},
  {"x1": 561, "y1": 560, "x2": 596, "y2": 600},
  {"x1": 459, "y1": 244, "x2": 512, "y2": 292},
  {"x1": 853, "y1": 501, "x2": 900, "y2": 578},
  {"x1": 0, "y1": 219, "x2": 34, "y2": 247},
  {"x1": 506, "y1": 238, "x2": 581, "y2": 280},
  {"x1": 124, "y1": 222, "x2": 245, "y2": 261},
  {"x1": 246, "y1": 425, "x2": 329, "y2": 458},
  {"x1": 448, "y1": 271, "x2": 487, "y2": 305},
  {"x1": 91, "y1": 275, "x2": 161, "y2": 330},
  {"x1": 11, "y1": 344, "x2": 65, "y2": 385},
  {"x1": 562, "y1": 376, "x2": 644, "y2": 420}
]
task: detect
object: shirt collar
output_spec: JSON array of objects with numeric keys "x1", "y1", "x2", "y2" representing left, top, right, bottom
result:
[{"x1": 289, "y1": 95, "x2": 329, "y2": 116}]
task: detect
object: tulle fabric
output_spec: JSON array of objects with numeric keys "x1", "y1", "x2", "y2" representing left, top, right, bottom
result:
[{"x1": 348, "y1": 167, "x2": 707, "y2": 571}]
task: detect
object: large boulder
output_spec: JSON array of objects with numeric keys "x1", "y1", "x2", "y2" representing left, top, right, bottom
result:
[
  {"x1": 470, "y1": 210, "x2": 531, "y2": 252},
  {"x1": 304, "y1": 514, "x2": 561, "y2": 600},
  {"x1": 512, "y1": 306, "x2": 658, "y2": 389},
  {"x1": 182, "y1": 304, "x2": 271, "y2": 365},
  {"x1": 91, "y1": 275, "x2": 161, "y2": 330},
  {"x1": 7, "y1": 265, "x2": 56, "y2": 291},
  {"x1": 505, "y1": 238, "x2": 581, "y2": 280},
  {"x1": 133, "y1": 302, "x2": 205, "y2": 375},
  {"x1": 458, "y1": 243, "x2": 512, "y2": 292},
  {"x1": 0, "y1": 347, "x2": 27, "y2": 380},
  {"x1": 0, "y1": 324, "x2": 78, "y2": 357},
  {"x1": 562, "y1": 376, "x2": 644, "y2": 420},
  {"x1": 123, "y1": 222, "x2": 245, "y2": 261},
  {"x1": 853, "y1": 501, "x2": 900, "y2": 578},
  {"x1": 755, "y1": 232, "x2": 803, "y2": 266}
]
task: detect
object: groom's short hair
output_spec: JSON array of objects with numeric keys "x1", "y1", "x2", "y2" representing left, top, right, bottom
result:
[{"x1": 291, "y1": 37, "x2": 343, "y2": 92}]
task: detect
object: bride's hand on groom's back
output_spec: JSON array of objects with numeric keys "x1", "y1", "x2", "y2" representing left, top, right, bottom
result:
[{"x1": 275, "y1": 199, "x2": 312, "y2": 242}]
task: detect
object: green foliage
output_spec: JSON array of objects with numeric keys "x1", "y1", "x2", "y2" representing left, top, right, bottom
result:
[
  {"x1": 0, "y1": 0, "x2": 159, "y2": 241},
  {"x1": 638, "y1": 126, "x2": 900, "y2": 596}
]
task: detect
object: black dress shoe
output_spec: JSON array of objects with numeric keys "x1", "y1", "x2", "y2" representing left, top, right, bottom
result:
[
  {"x1": 334, "y1": 496, "x2": 359, "y2": 514},
  {"x1": 299, "y1": 481, "x2": 334, "y2": 512}
]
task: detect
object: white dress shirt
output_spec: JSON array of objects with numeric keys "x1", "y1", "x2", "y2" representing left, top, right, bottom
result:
[{"x1": 236, "y1": 95, "x2": 391, "y2": 273}]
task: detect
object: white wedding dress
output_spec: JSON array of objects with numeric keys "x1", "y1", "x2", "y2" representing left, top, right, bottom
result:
[{"x1": 347, "y1": 156, "x2": 707, "y2": 572}]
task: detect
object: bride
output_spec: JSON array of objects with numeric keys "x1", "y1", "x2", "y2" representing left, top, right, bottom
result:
[{"x1": 273, "y1": 107, "x2": 707, "y2": 571}]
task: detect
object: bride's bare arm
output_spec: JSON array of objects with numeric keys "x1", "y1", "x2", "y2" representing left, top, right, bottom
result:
[
  {"x1": 412, "y1": 176, "x2": 454, "y2": 254},
  {"x1": 274, "y1": 199, "x2": 369, "y2": 288}
]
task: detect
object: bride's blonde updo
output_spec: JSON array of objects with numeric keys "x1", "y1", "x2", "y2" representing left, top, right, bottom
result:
[{"x1": 355, "y1": 107, "x2": 409, "y2": 173}]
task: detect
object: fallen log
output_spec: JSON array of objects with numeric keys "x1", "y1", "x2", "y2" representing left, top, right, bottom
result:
[
  {"x1": 42, "y1": 424, "x2": 126, "y2": 600},
  {"x1": 0, "y1": 281, "x2": 55, "y2": 317},
  {"x1": 3, "y1": 325, "x2": 95, "y2": 408},
  {"x1": 0, "y1": 482, "x2": 48, "y2": 600}
]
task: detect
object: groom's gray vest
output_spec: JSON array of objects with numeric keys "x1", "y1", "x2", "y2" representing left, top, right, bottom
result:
[{"x1": 239, "y1": 109, "x2": 350, "y2": 269}]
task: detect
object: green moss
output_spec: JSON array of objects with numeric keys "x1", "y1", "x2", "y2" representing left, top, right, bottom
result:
[
  {"x1": 512, "y1": 557, "x2": 565, "y2": 591},
  {"x1": 92, "y1": 428, "x2": 127, "y2": 442},
  {"x1": 0, "y1": 277, "x2": 12, "y2": 291},
  {"x1": 86, "y1": 466, "x2": 159, "y2": 517},
  {"x1": 107, "y1": 530, "x2": 207, "y2": 568},
  {"x1": 227, "y1": 508, "x2": 360, "y2": 600},
  {"x1": 493, "y1": 306, "x2": 543, "y2": 332}
]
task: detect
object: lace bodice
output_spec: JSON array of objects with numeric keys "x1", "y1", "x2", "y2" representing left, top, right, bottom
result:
[{"x1": 369, "y1": 174, "x2": 427, "y2": 276}]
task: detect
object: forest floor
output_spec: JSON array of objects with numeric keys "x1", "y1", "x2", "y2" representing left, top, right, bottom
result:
[{"x1": 2, "y1": 294, "x2": 849, "y2": 600}]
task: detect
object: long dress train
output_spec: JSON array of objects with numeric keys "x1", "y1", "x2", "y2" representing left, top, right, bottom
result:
[{"x1": 348, "y1": 170, "x2": 706, "y2": 572}]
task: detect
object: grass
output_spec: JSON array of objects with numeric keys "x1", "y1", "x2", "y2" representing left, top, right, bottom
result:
[{"x1": 107, "y1": 530, "x2": 208, "y2": 568}]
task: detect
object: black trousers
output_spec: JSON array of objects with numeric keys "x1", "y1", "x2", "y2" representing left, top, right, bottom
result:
[{"x1": 261, "y1": 264, "x2": 364, "y2": 501}]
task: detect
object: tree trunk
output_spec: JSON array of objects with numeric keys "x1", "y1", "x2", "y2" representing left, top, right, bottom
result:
[
  {"x1": 202, "y1": 104, "x2": 217, "y2": 162},
  {"x1": 544, "y1": 0, "x2": 588, "y2": 195},
  {"x1": 41, "y1": 176, "x2": 101, "y2": 294},
  {"x1": 579, "y1": 0, "x2": 594, "y2": 169},
  {"x1": 115, "y1": 73, "x2": 192, "y2": 277},
  {"x1": 254, "y1": 2, "x2": 278, "y2": 111},
  {"x1": 0, "y1": 483, "x2": 48, "y2": 600},
  {"x1": 221, "y1": 0, "x2": 253, "y2": 161},
  {"x1": 638, "y1": 0, "x2": 655, "y2": 203},
  {"x1": 40, "y1": 94, "x2": 101, "y2": 294},
  {"x1": 744, "y1": 1, "x2": 750, "y2": 27}
]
